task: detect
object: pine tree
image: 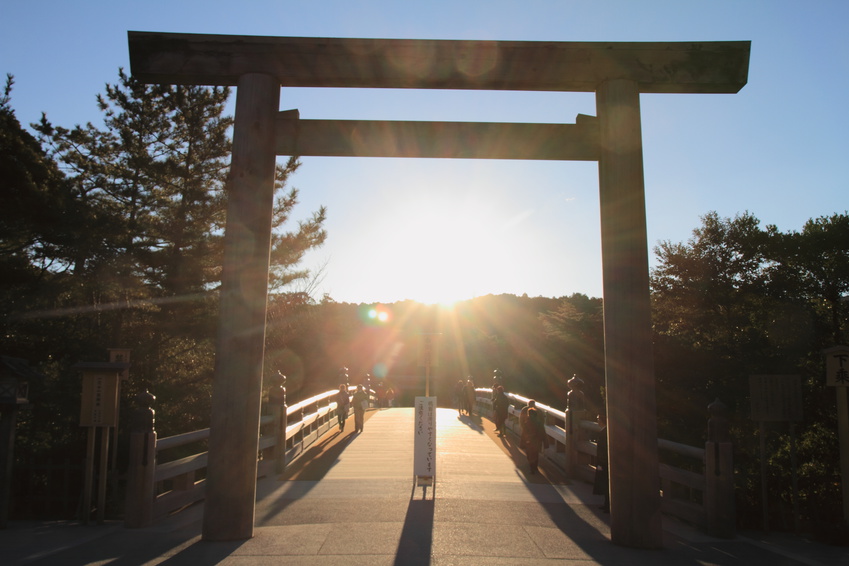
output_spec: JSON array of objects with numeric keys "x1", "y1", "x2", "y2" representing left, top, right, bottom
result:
[
  {"x1": 0, "y1": 75, "x2": 89, "y2": 359},
  {"x1": 0, "y1": 75, "x2": 76, "y2": 283},
  {"x1": 31, "y1": 70, "x2": 327, "y2": 433}
]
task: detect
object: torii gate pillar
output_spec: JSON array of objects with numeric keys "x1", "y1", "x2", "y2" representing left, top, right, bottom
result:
[
  {"x1": 597, "y1": 79, "x2": 662, "y2": 547},
  {"x1": 202, "y1": 73, "x2": 280, "y2": 541}
]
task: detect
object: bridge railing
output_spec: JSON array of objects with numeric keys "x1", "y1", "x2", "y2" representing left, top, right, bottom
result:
[
  {"x1": 124, "y1": 385, "x2": 371, "y2": 528},
  {"x1": 127, "y1": 385, "x2": 732, "y2": 538},
  {"x1": 474, "y1": 388, "x2": 734, "y2": 538}
]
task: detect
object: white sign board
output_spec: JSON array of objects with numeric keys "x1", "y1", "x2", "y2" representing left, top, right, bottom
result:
[
  {"x1": 824, "y1": 346, "x2": 849, "y2": 387},
  {"x1": 414, "y1": 396, "x2": 437, "y2": 483}
]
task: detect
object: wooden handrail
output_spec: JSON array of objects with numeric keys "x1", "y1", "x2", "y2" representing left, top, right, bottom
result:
[
  {"x1": 156, "y1": 428, "x2": 209, "y2": 451},
  {"x1": 471, "y1": 387, "x2": 732, "y2": 536},
  {"x1": 128, "y1": 385, "x2": 730, "y2": 538}
]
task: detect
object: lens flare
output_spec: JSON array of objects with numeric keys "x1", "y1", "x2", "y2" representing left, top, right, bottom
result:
[
  {"x1": 360, "y1": 303, "x2": 392, "y2": 325},
  {"x1": 372, "y1": 362, "x2": 389, "y2": 378}
]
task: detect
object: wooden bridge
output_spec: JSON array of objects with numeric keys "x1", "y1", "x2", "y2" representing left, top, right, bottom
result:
[
  {"x1": 6, "y1": 394, "x2": 845, "y2": 564},
  {"x1": 127, "y1": 387, "x2": 733, "y2": 537}
]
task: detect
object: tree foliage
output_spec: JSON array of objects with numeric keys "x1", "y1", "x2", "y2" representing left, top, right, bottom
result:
[
  {"x1": 650, "y1": 210, "x2": 849, "y2": 533},
  {"x1": 1, "y1": 71, "x2": 327, "y2": 519},
  {"x1": 264, "y1": 294, "x2": 587, "y2": 410},
  {"x1": 0, "y1": 74, "x2": 82, "y2": 312},
  {"x1": 771, "y1": 213, "x2": 849, "y2": 344},
  {"x1": 539, "y1": 293, "x2": 605, "y2": 413}
]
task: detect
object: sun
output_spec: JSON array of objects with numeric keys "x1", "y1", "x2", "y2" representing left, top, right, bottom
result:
[
  {"x1": 341, "y1": 166, "x2": 538, "y2": 306},
  {"x1": 375, "y1": 194, "x2": 498, "y2": 305}
]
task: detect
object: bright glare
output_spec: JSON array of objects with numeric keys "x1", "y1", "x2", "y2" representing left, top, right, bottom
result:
[
  {"x1": 301, "y1": 157, "x2": 602, "y2": 306},
  {"x1": 361, "y1": 176, "x2": 530, "y2": 306}
]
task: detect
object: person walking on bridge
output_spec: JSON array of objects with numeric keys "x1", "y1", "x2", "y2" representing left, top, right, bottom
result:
[
  {"x1": 352, "y1": 384, "x2": 369, "y2": 433},
  {"x1": 336, "y1": 384, "x2": 350, "y2": 432},
  {"x1": 463, "y1": 378, "x2": 476, "y2": 416},
  {"x1": 524, "y1": 407, "x2": 548, "y2": 474},
  {"x1": 454, "y1": 380, "x2": 465, "y2": 415},
  {"x1": 519, "y1": 399, "x2": 536, "y2": 450}
]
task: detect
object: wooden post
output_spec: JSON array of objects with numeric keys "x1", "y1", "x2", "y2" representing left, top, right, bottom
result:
[
  {"x1": 823, "y1": 346, "x2": 849, "y2": 527},
  {"x1": 96, "y1": 427, "x2": 110, "y2": 524},
  {"x1": 269, "y1": 374, "x2": 288, "y2": 474},
  {"x1": 82, "y1": 426, "x2": 95, "y2": 524},
  {"x1": 125, "y1": 390, "x2": 156, "y2": 528},
  {"x1": 837, "y1": 386, "x2": 849, "y2": 527},
  {"x1": 789, "y1": 421, "x2": 800, "y2": 533},
  {"x1": 596, "y1": 78, "x2": 662, "y2": 548},
  {"x1": 564, "y1": 411, "x2": 574, "y2": 476},
  {"x1": 566, "y1": 375, "x2": 585, "y2": 476},
  {"x1": 0, "y1": 406, "x2": 18, "y2": 528},
  {"x1": 202, "y1": 73, "x2": 280, "y2": 542},
  {"x1": 125, "y1": 430, "x2": 156, "y2": 527},
  {"x1": 705, "y1": 399, "x2": 735, "y2": 538},
  {"x1": 759, "y1": 421, "x2": 769, "y2": 532}
]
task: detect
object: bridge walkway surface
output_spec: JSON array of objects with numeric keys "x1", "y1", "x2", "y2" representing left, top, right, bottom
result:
[{"x1": 3, "y1": 407, "x2": 848, "y2": 565}]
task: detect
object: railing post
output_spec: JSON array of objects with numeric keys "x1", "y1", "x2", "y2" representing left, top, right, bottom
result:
[
  {"x1": 269, "y1": 374, "x2": 288, "y2": 474},
  {"x1": 705, "y1": 398, "x2": 735, "y2": 538},
  {"x1": 566, "y1": 375, "x2": 585, "y2": 476},
  {"x1": 125, "y1": 390, "x2": 156, "y2": 528},
  {"x1": 365, "y1": 374, "x2": 371, "y2": 408}
]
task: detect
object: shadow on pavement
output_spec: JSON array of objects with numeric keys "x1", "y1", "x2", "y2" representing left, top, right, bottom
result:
[
  {"x1": 456, "y1": 412, "x2": 485, "y2": 434},
  {"x1": 394, "y1": 495, "x2": 435, "y2": 566},
  {"x1": 10, "y1": 521, "x2": 205, "y2": 566},
  {"x1": 257, "y1": 410, "x2": 378, "y2": 524},
  {"x1": 157, "y1": 537, "x2": 247, "y2": 565},
  {"x1": 277, "y1": 426, "x2": 352, "y2": 482},
  {"x1": 477, "y1": 413, "x2": 818, "y2": 565}
]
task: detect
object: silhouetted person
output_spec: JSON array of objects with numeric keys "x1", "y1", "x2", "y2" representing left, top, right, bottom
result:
[
  {"x1": 524, "y1": 407, "x2": 548, "y2": 474},
  {"x1": 376, "y1": 382, "x2": 386, "y2": 408},
  {"x1": 352, "y1": 384, "x2": 368, "y2": 433},
  {"x1": 519, "y1": 399, "x2": 536, "y2": 450},
  {"x1": 463, "y1": 379, "x2": 476, "y2": 416},
  {"x1": 593, "y1": 414, "x2": 609, "y2": 512},
  {"x1": 336, "y1": 384, "x2": 350, "y2": 432},
  {"x1": 454, "y1": 380, "x2": 465, "y2": 415}
]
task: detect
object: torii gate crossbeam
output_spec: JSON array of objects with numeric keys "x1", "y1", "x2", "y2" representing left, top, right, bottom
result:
[{"x1": 128, "y1": 32, "x2": 750, "y2": 549}]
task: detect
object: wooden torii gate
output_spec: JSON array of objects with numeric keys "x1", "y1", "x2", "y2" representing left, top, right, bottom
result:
[{"x1": 128, "y1": 32, "x2": 750, "y2": 548}]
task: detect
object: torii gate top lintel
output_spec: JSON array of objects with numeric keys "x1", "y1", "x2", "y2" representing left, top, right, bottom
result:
[{"x1": 128, "y1": 31, "x2": 750, "y2": 94}]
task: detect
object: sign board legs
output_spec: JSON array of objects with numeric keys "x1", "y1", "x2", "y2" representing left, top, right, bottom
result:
[{"x1": 81, "y1": 426, "x2": 110, "y2": 524}]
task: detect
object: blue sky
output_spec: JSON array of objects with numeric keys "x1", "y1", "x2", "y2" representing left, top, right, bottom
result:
[{"x1": 2, "y1": 1, "x2": 847, "y2": 304}]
